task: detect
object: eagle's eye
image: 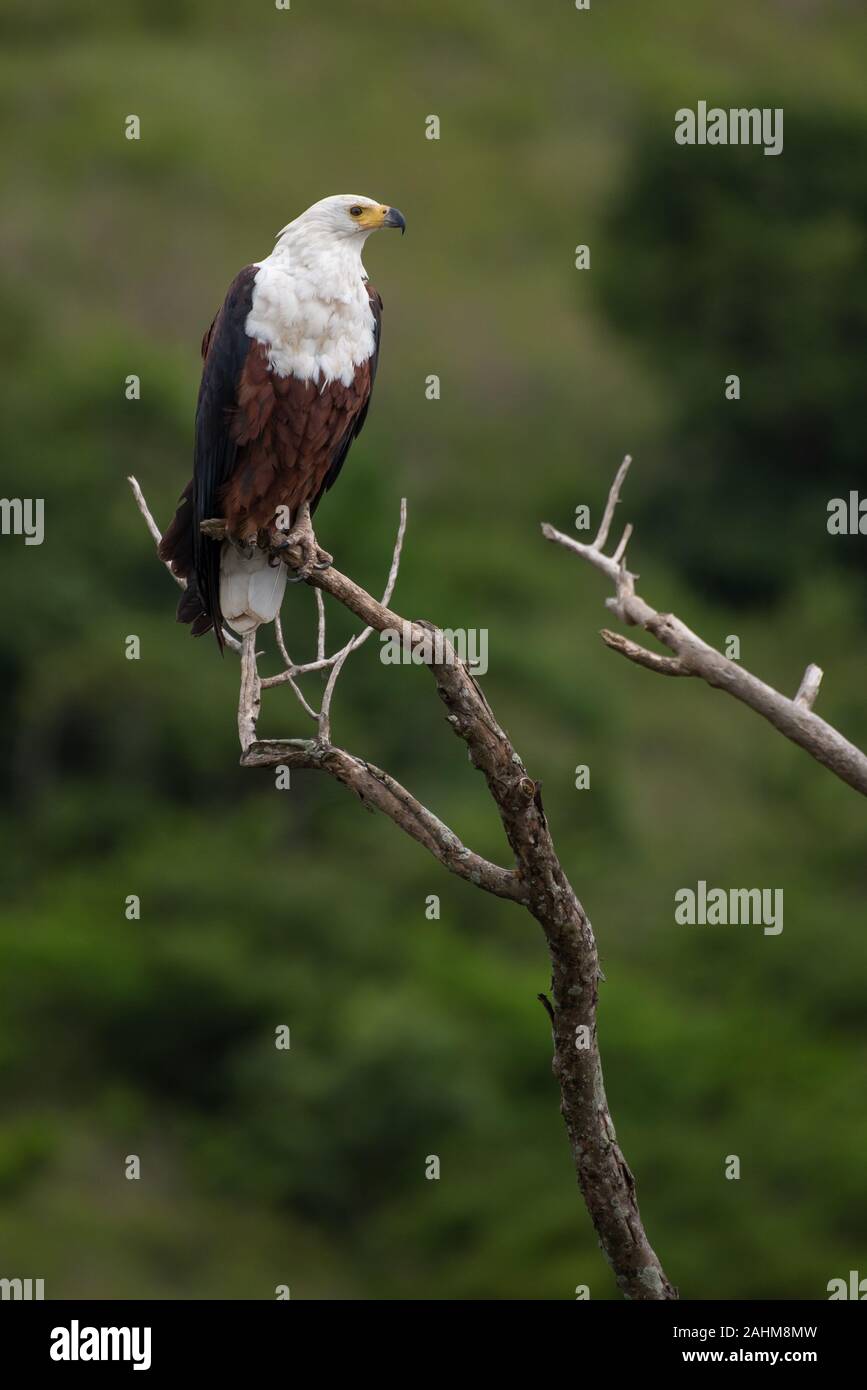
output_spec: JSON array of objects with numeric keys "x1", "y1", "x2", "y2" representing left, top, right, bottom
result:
[{"x1": 349, "y1": 205, "x2": 363, "y2": 217}]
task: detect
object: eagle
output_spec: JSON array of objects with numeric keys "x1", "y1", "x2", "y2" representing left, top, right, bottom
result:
[{"x1": 159, "y1": 194, "x2": 405, "y2": 648}]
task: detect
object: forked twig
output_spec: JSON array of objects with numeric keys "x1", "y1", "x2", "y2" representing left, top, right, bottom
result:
[{"x1": 543, "y1": 457, "x2": 867, "y2": 798}]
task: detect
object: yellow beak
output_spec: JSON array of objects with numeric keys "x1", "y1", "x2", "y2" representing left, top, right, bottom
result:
[{"x1": 359, "y1": 204, "x2": 406, "y2": 233}]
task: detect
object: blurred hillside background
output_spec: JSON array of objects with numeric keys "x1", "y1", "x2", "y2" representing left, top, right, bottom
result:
[{"x1": 0, "y1": 0, "x2": 865, "y2": 1299}]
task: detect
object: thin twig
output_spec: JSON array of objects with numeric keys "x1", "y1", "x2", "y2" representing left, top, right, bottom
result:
[
  {"x1": 593, "y1": 454, "x2": 632, "y2": 550},
  {"x1": 274, "y1": 613, "x2": 294, "y2": 669},
  {"x1": 318, "y1": 643, "x2": 352, "y2": 745},
  {"x1": 313, "y1": 497, "x2": 408, "y2": 743},
  {"x1": 262, "y1": 499, "x2": 408, "y2": 737},
  {"x1": 315, "y1": 590, "x2": 326, "y2": 663},
  {"x1": 795, "y1": 663, "x2": 824, "y2": 711},
  {"x1": 128, "y1": 475, "x2": 171, "y2": 561},
  {"x1": 127, "y1": 477, "x2": 242, "y2": 654},
  {"x1": 600, "y1": 629, "x2": 691, "y2": 677}
]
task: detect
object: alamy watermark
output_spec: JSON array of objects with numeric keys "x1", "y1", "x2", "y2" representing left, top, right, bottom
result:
[
  {"x1": 0, "y1": 498, "x2": 43, "y2": 545},
  {"x1": 675, "y1": 881, "x2": 783, "y2": 935},
  {"x1": 827, "y1": 492, "x2": 867, "y2": 535},
  {"x1": 380, "y1": 622, "x2": 488, "y2": 676},
  {"x1": 0, "y1": 1276, "x2": 44, "y2": 1299},
  {"x1": 828, "y1": 1270, "x2": 867, "y2": 1299},
  {"x1": 50, "y1": 1321, "x2": 151, "y2": 1371},
  {"x1": 675, "y1": 102, "x2": 783, "y2": 157}
]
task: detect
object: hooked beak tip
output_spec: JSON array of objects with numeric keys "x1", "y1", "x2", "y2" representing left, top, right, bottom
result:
[{"x1": 383, "y1": 206, "x2": 406, "y2": 234}]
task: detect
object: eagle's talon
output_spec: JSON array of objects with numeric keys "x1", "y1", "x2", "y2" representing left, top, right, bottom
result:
[
  {"x1": 277, "y1": 503, "x2": 330, "y2": 582},
  {"x1": 283, "y1": 536, "x2": 317, "y2": 580}
]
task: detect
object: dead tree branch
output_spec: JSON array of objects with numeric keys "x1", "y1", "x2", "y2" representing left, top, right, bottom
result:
[
  {"x1": 129, "y1": 475, "x2": 677, "y2": 1300},
  {"x1": 542, "y1": 456, "x2": 867, "y2": 798}
]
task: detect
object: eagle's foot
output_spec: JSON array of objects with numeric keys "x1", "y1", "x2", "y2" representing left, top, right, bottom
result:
[
  {"x1": 283, "y1": 537, "x2": 333, "y2": 582},
  {"x1": 270, "y1": 505, "x2": 331, "y2": 582}
]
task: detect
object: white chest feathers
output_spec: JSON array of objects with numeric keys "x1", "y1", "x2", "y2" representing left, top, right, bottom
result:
[{"x1": 246, "y1": 247, "x2": 376, "y2": 387}]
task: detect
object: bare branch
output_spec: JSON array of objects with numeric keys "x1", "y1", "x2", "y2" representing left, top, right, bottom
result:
[
  {"x1": 242, "y1": 738, "x2": 524, "y2": 902},
  {"x1": 323, "y1": 496, "x2": 408, "y2": 660},
  {"x1": 238, "y1": 632, "x2": 261, "y2": 752},
  {"x1": 128, "y1": 475, "x2": 172, "y2": 562},
  {"x1": 541, "y1": 521, "x2": 623, "y2": 586},
  {"x1": 593, "y1": 453, "x2": 632, "y2": 551},
  {"x1": 600, "y1": 629, "x2": 691, "y2": 677},
  {"x1": 266, "y1": 615, "x2": 322, "y2": 719},
  {"x1": 131, "y1": 478, "x2": 677, "y2": 1300},
  {"x1": 544, "y1": 460, "x2": 867, "y2": 799},
  {"x1": 267, "y1": 551, "x2": 675, "y2": 1298},
  {"x1": 273, "y1": 612, "x2": 294, "y2": 670},
  {"x1": 300, "y1": 496, "x2": 408, "y2": 744},
  {"x1": 611, "y1": 522, "x2": 633, "y2": 566},
  {"x1": 318, "y1": 642, "x2": 352, "y2": 745},
  {"x1": 795, "y1": 662, "x2": 824, "y2": 711},
  {"x1": 315, "y1": 590, "x2": 326, "y2": 663}
]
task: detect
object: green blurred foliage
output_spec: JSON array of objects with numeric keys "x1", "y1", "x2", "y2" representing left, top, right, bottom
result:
[
  {"x1": 597, "y1": 110, "x2": 867, "y2": 604},
  {"x1": 0, "y1": 0, "x2": 865, "y2": 1299}
]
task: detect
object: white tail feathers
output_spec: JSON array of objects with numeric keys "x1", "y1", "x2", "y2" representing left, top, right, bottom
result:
[{"x1": 220, "y1": 543, "x2": 288, "y2": 634}]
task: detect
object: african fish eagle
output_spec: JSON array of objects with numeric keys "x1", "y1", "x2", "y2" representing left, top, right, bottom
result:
[{"x1": 159, "y1": 194, "x2": 406, "y2": 647}]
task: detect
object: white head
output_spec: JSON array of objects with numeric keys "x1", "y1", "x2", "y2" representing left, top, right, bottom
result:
[{"x1": 275, "y1": 194, "x2": 406, "y2": 252}]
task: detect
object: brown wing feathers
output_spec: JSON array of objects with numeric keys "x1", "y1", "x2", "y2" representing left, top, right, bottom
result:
[{"x1": 158, "y1": 275, "x2": 380, "y2": 645}]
